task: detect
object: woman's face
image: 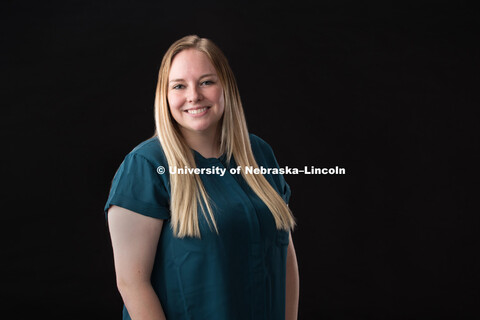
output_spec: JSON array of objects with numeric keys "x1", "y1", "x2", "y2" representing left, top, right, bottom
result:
[{"x1": 167, "y1": 49, "x2": 225, "y2": 138}]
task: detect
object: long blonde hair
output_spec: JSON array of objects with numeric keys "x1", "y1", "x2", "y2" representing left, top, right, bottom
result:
[{"x1": 154, "y1": 35, "x2": 295, "y2": 238}]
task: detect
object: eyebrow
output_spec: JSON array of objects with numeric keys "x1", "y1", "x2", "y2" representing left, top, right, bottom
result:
[{"x1": 169, "y1": 73, "x2": 217, "y2": 83}]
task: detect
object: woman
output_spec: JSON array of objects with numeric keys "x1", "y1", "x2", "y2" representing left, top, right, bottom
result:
[{"x1": 105, "y1": 35, "x2": 299, "y2": 320}]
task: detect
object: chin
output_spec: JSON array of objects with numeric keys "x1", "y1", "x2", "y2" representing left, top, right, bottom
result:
[{"x1": 184, "y1": 123, "x2": 216, "y2": 133}]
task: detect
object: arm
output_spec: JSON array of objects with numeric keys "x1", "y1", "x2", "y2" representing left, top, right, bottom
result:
[
  {"x1": 108, "y1": 205, "x2": 167, "y2": 320},
  {"x1": 285, "y1": 232, "x2": 299, "y2": 320}
]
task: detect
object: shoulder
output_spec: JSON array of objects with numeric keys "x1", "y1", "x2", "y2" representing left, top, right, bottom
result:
[
  {"x1": 126, "y1": 136, "x2": 168, "y2": 167},
  {"x1": 249, "y1": 133, "x2": 274, "y2": 154},
  {"x1": 112, "y1": 136, "x2": 170, "y2": 191},
  {"x1": 248, "y1": 133, "x2": 277, "y2": 166}
]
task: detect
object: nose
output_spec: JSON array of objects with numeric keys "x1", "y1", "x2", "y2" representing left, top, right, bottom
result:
[{"x1": 187, "y1": 85, "x2": 203, "y2": 103}]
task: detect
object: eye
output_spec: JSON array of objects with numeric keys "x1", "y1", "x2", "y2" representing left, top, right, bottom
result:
[
  {"x1": 200, "y1": 80, "x2": 214, "y2": 86},
  {"x1": 172, "y1": 84, "x2": 185, "y2": 90}
]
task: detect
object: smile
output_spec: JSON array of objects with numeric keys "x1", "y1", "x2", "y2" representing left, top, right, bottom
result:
[{"x1": 185, "y1": 107, "x2": 210, "y2": 115}]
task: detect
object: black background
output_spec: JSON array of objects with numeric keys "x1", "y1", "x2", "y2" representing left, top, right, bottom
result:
[{"x1": 2, "y1": 0, "x2": 478, "y2": 319}]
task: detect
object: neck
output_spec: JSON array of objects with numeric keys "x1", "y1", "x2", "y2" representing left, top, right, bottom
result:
[{"x1": 181, "y1": 127, "x2": 221, "y2": 159}]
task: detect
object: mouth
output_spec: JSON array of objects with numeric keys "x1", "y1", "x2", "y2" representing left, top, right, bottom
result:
[{"x1": 184, "y1": 106, "x2": 211, "y2": 115}]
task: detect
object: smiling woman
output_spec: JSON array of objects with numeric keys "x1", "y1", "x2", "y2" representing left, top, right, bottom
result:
[
  {"x1": 167, "y1": 49, "x2": 225, "y2": 145},
  {"x1": 105, "y1": 35, "x2": 299, "y2": 320}
]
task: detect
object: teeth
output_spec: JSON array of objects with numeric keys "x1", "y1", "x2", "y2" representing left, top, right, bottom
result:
[{"x1": 187, "y1": 107, "x2": 208, "y2": 114}]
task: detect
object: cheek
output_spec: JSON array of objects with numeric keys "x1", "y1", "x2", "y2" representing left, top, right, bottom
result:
[
  {"x1": 216, "y1": 88, "x2": 225, "y2": 110},
  {"x1": 167, "y1": 93, "x2": 182, "y2": 113}
]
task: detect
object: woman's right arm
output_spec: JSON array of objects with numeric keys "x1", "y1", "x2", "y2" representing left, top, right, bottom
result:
[{"x1": 108, "y1": 205, "x2": 167, "y2": 320}]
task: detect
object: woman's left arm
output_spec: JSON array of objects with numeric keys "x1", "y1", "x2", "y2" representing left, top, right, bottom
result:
[{"x1": 285, "y1": 232, "x2": 299, "y2": 320}]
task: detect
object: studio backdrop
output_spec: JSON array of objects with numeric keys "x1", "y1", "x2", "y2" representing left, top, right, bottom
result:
[{"x1": 2, "y1": 1, "x2": 478, "y2": 319}]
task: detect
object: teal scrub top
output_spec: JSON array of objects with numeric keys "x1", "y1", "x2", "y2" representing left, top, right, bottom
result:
[{"x1": 104, "y1": 134, "x2": 291, "y2": 320}]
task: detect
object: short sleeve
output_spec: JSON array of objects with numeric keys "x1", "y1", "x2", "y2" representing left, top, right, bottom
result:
[{"x1": 104, "y1": 153, "x2": 170, "y2": 220}]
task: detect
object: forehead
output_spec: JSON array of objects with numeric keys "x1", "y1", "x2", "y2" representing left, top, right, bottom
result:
[{"x1": 169, "y1": 49, "x2": 217, "y2": 79}]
